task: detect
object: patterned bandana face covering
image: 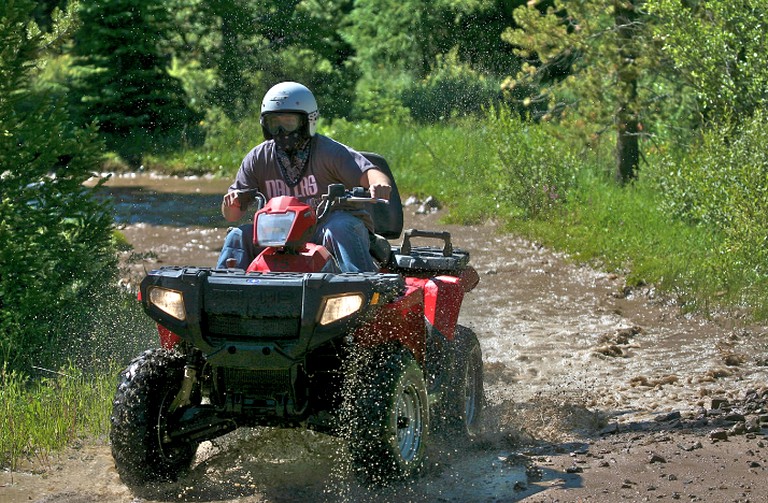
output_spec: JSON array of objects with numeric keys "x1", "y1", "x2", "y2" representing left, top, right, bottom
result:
[
  {"x1": 275, "y1": 137, "x2": 311, "y2": 187},
  {"x1": 273, "y1": 127, "x2": 305, "y2": 153}
]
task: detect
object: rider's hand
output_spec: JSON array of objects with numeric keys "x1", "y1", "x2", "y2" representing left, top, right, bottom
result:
[
  {"x1": 369, "y1": 183, "x2": 391, "y2": 201},
  {"x1": 223, "y1": 190, "x2": 242, "y2": 209},
  {"x1": 222, "y1": 190, "x2": 249, "y2": 222}
]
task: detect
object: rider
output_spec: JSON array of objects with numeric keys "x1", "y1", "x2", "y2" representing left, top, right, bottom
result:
[{"x1": 216, "y1": 81, "x2": 392, "y2": 272}]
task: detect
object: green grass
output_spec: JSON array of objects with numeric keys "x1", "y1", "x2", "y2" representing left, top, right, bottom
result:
[
  {"x1": 0, "y1": 364, "x2": 116, "y2": 470},
  {"x1": 318, "y1": 118, "x2": 497, "y2": 212},
  {"x1": 509, "y1": 179, "x2": 731, "y2": 311}
]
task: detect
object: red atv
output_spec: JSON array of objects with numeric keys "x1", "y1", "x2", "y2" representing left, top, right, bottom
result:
[{"x1": 110, "y1": 153, "x2": 484, "y2": 486}]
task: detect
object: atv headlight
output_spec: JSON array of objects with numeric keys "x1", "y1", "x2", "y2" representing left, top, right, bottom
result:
[
  {"x1": 320, "y1": 294, "x2": 364, "y2": 325},
  {"x1": 148, "y1": 287, "x2": 186, "y2": 321},
  {"x1": 256, "y1": 211, "x2": 296, "y2": 247}
]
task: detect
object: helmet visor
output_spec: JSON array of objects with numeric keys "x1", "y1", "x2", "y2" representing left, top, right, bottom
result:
[{"x1": 262, "y1": 113, "x2": 304, "y2": 135}]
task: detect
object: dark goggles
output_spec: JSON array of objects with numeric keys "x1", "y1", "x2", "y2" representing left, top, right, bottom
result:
[{"x1": 262, "y1": 113, "x2": 304, "y2": 135}]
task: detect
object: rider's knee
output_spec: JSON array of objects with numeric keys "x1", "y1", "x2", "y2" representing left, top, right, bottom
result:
[{"x1": 321, "y1": 211, "x2": 368, "y2": 238}]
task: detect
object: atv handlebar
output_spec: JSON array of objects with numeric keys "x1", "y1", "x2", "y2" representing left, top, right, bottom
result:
[
  {"x1": 234, "y1": 189, "x2": 266, "y2": 212},
  {"x1": 234, "y1": 184, "x2": 386, "y2": 220},
  {"x1": 317, "y1": 184, "x2": 388, "y2": 221},
  {"x1": 323, "y1": 184, "x2": 389, "y2": 205}
]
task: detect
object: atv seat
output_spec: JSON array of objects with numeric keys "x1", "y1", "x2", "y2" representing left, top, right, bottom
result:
[
  {"x1": 361, "y1": 152, "x2": 403, "y2": 240},
  {"x1": 359, "y1": 154, "x2": 470, "y2": 273},
  {"x1": 361, "y1": 152, "x2": 404, "y2": 265}
]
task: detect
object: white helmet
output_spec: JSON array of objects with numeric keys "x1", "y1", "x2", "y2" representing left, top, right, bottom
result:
[{"x1": 260, "y1": 81, "x2": 319, "y2": 137}]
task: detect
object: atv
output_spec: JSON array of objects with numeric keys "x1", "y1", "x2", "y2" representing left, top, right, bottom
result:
[{"x1": 110, "y1": 152, "x2": 484, "y2": 487}]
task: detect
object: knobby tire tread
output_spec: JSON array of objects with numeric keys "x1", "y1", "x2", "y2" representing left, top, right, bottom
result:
[{"x1": 110, "y1": 348, "x2": 195, "y2": 486}]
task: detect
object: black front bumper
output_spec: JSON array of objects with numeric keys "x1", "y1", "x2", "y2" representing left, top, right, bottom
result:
[{"x1": 140, "y1": 267, "x2": 404, "y2": 370}]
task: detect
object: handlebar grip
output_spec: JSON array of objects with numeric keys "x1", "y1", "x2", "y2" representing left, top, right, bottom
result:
[
  {"x1": 235, "y1": 189, "x2": 265, "y2": 211},
  {"x1": 347, "y1": 197, "x2": 389, "y2": 204}
]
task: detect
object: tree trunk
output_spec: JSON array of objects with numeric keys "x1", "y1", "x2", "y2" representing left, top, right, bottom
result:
[{"x1": 614, "y1": 0, "x2": 640, "y2": 184}]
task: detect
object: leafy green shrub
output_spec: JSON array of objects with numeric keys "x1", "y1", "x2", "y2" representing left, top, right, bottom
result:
[
  {"x1": 647, "y1": 0, "x2": 768, "y2": 125},
  {"x1": 484, "y1": 107, "x2": 582, "y2": 219},
  {"x1": 648, "y1": 113, "x2": 768, "y2": 280},
  {"x1": 350, "y1": 76, "x2": 414, "y2": 124},
  {"x1": 400, "y1": 51, "x2": 502, "y2": 123}
]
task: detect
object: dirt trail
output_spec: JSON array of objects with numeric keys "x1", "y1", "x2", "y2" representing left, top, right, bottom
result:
[{"x1": 2, "y1": 173, "x2": 767, "y2": 502}]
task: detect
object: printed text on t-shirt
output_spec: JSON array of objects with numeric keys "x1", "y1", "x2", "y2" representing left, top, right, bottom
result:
[{"x1": 264, "y1": 175, "x2": 318, "y2": 200}]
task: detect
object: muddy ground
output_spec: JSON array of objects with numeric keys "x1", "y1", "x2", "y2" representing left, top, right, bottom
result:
[{"x1": 2, "y1": 173, "x2": 767, "y2": 502}]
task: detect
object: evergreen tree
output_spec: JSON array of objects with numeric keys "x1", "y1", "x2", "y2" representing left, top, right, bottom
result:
[
  {"x1": 285, "y1": 0, "x2": 360, "y2": 118},
  {"x1": 503, "y1": 0, "x2": 654, "y2": 183},
  {"x1": 0, "y1": 0, "x2": 116, "y2": 370},
  {"x1": 71, "y1": 0, "x2": 199, "y2": 168},
  {"x1": 193, "y1": 0, "x2": 262, "y2": 119},
  {"x1": 341, "y1": 0, "x2": 523, "y2": 121},
  {"x1": 166, "y1": 0, "x2": 359, "y2": 120}
]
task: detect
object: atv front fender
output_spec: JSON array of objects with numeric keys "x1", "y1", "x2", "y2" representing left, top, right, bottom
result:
[{"x1": 352, "y1": 284, "x2": 426, "y2": 362}]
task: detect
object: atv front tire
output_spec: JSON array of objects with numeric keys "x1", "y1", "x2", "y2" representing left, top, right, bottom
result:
[
  {"x1": 345, "y1": 344, "x2": 429, "y2": 484},
  {"x1": 110, "y1": 348, "x2": 198, "y2": 486}
]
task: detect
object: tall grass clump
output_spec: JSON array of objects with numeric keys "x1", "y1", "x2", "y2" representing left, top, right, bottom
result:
[
  {"x1": 326, "y1": 109, "x2": 583, "y2": 224},
  {"x1": 0, "y1": 363, "x2": 116, "y2": 470},
  {"x1": 144, "y1": 110, "x2": 260, "y2": 176},
  {"x1": 520, "y1": 174, "x2": 723, "y2": 309},
  {"x1": 324, "y1": 117, "x2": 494, "y2": 220},
  {"x1": 482, "y1": 107, "x2": 583, "y2": 220}
]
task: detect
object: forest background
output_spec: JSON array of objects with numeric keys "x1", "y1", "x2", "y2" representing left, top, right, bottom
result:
[{"x1": 2, "y1": 0, "x2": 768, "y2": 469}]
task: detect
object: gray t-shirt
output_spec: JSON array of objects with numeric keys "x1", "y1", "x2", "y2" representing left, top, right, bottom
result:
[{"x1": 229, "y1": 134, "x2": 377, "y2": 231}]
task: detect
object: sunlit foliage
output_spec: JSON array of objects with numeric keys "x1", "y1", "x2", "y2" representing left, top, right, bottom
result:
[{"x1": 0, "y1": 0, "x2": 117, "y2": 371}]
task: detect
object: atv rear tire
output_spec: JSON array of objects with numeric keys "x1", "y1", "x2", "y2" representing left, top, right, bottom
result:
[
  {"x1": 445, "y1": 325, "x2": 485, "y2": 438},
  {"x1": 110, "y1": 348, "x2": 198, "y2": 486},
  {"x1": 345, "y1": 344, "x2": 429, "y2": 484}
]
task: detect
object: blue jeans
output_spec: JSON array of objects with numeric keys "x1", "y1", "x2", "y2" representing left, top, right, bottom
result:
[{"x1": 216, "y1": 211, "x2": 377, "y2": 273}]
